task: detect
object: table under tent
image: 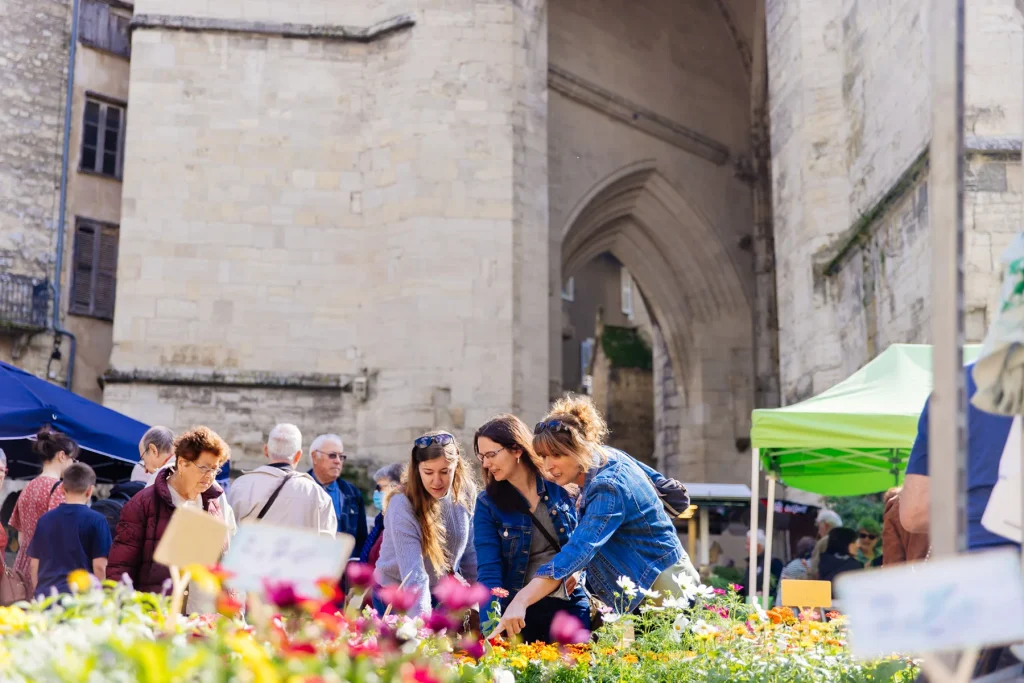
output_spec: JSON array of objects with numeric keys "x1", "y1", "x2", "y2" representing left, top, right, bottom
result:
[{"x1": 747, "y1": 343, "x2": 981, "y2": 606}]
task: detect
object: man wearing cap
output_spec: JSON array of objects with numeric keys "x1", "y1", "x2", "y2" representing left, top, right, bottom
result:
[{"x1": 309, "y1": 434, "x2": 367, "y2": 552}]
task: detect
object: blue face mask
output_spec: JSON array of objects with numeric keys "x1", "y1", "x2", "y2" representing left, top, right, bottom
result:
[{"x1": 373, "y1": 491, "x2": 384, "y2": 510}]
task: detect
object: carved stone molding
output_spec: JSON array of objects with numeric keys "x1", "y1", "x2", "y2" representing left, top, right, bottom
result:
[{"x1": 130, "y1": 13, "x2": 415, "y2": 42}]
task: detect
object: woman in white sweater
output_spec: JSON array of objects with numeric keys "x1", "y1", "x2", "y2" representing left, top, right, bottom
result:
[{"x1": 373, "y1": 430, "x2": 478, "y2": 617}]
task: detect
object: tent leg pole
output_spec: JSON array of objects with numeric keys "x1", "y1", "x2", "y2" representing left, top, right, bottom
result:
[
  {"x1": 762, "y1": 474, "x2": 777, "y2": 608},
  {"x1": 749, "y1": 448, "x2": 760, "y2": 605},
  {"x1": 699, "y1": 506, "x2": 710, "y2": 568},
  {"x1": 688, "y1": 516, "x2": 697, "y2": 570}
]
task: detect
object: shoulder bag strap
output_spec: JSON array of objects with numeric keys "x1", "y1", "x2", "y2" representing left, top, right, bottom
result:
[
  {"x1": 48, "y1": 480, "x2": 62, "y2": 502},
  {"x1": 526, "y1": 507, "x2": 562, "y2": 553},
  {"x1": 257, "y1": 473, "x2": 295, "y2": 520}
]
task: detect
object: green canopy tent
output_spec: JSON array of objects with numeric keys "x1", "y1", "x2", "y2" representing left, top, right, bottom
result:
[{"x1": 744, "y1": 343, "x2": 981, "y2": 605}]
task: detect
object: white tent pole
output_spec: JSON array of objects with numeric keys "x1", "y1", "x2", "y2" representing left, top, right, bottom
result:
[
  {"x1": 748, "y1": 448, "x2": 761, "y2": 603},
  {"x1": 698, "y1": 506, "x2": 711, "y2": 567},
  {"x1": 761, "y1": 474, "x2": 777, "y2": 608}
]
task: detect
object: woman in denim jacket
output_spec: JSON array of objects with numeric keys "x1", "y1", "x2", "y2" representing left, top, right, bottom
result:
[
  {"x1": 495, "y1": 396, "x2": 699, "y2": 637},
  {"x1": 473, "y1": 415, "x2": 590, "y2": 643}
]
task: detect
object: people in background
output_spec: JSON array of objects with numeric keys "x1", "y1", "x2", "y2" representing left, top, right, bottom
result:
[
  {"x1": 107, "y1": 427, "x2": 236, "y2": 612},
  {"x1": 0, "y1": 449, "x2": 8, "y2": 567},
  {"x1": 882, "y1": 487, "x2": 928, "y2": 565},
  {"x1": 309, "y1": 434, "x2": 367, "y2": 551},
  {"x1": 228, "y1": 424, "x2": 336, "y2": 535},
  {"x1": 854, "y1": 518, "x2": 883, "y2": 567},
  {"x1": 807, "y1": 508, "x2": 842, "y2": 579},
  {"x1": 374, "y1": 431, "x2": 478, "y2": 617},
  {"x1": 816, "y1": 527, "x2": 862, "y2": 593},
  {"x1": 774, "y1": 535, "x2": 817, "y2": 606},
  {"x1": 496, "y1": 396, "x2": 698, "y2": 638},
  {"x1": 131, "y1": 426, "x2": 175, "y2": 483},
  {"x1": 10, "y1": 426, "x2": 77, "y2": 592},
  {"x1": 28, "y1": 463, "x2": 111, "y2": 597},
  {"x1": 359, "y1": 463, "x2": 404, "y2": 568},
  {"x1": 743, "y1": 529, "x2": 784, "y2": 601},
  {"x1": 474, "y1": 414, "x2": 590, "y2": 643}
]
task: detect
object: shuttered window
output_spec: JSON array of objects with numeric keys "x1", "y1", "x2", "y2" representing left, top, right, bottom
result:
[
  {"x1": 79, "y1": 0, "x2": 131, "y2": 59},
  {"x1": 70, "y1": 219, "x2": 119, "y2": 320},
  {"x1": 80, "y1": 97, "x2": 126, "y2": 179}
]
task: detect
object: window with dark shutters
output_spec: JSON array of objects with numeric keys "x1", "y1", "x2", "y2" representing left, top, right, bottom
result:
[
  {"x1": 69, "y1": 219, "x2": 119, "y2": 321},
  {"x1": 80, "y1": 96, "x2": 126, "y2": 179},
  {"x1": 80, "y1": 0, "x2": 131, "y2": 59}
]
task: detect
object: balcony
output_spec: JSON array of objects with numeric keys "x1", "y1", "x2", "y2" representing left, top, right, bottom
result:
[{"x1": 0, "y1": 274, "x2": 50, "y2": 332}]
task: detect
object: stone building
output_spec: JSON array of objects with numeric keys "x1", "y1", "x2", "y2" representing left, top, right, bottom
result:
[{"x1": 2, "y1": 0, "x2": 1021, "y2": 485}]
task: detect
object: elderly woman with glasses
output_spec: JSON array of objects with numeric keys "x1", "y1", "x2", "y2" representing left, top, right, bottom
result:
[
  {"x1": 107, "y1": 427, "x2": 236, "y2": 611},
  {"x1": 494, "y1": 396, "x2": 698, "y2": 638}
]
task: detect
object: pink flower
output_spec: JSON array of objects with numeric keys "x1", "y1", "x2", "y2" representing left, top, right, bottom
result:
[
  {"x1": 491, "y1": 587, "x2": 510, "y2": 599},
  {"x1": 378, "y1": 584, "x2": 421, "y2": 613},
  {"x1": 458, "y1": 635, "x2": 485, "y2": 660},
  {"x1": 549, "y1": 610, "x2": 590, "y2": 645},
  {"x1": 400, "y1": 662, "x2": 442, "y2": 683},
  {"x1": 432, "y1": 576, "x2": 490, "y2": 612},
  {"x1": 346, "y1": 562, "x2": 376, "y2": 589},
  {"x1": 263, "y1": 579, "x2": 300, "y2": 608},
  {"x1": 713, "y1": 588, "x2": 727, "y2": 596},
  {"x1": 425, "y1": 612, "x2": 460, "y2": 633},
  {"x1": 730, "y1": 583, "x2": 744, "y2": 593}
]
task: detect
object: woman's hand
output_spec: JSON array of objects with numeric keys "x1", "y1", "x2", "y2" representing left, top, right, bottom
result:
[{"x1": 494, "y1": 592, "x2": 529, "y2": 637}]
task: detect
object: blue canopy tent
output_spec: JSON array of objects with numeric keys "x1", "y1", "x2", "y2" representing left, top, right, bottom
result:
[{"x1": 0, "y1": 361, "x2": 148, "y2": 482}]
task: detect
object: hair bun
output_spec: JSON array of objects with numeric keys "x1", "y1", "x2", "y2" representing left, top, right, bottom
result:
[{"x1": 548, "y1": 394, "x2": 609, "y2": 445}]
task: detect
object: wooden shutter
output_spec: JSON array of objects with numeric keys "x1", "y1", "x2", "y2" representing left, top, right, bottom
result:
[
  {"x1": 70, "y1": 224, "x2": 97, "y2": 315},
  {"x1": 94, "y1": 225, "x2": 119, "y2": 320},
  {"x1": 80, "y1": 0, "x2": 108, "y2": 51},
  {"x1": 109, "y1": 12, "x2": 131, "y2": 58}
]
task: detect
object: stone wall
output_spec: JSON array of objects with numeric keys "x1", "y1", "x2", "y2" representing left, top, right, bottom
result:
[{"x1": 108, "y1": 1, "x2": 550, "y2": 469}]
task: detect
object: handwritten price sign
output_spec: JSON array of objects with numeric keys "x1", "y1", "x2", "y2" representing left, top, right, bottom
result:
[
  {"x1": 836, "y1": 548, "x2": 1024, "y2": 659},
  {"x1": 221, "y1": 522, "x2": 356, "y2": 597}
]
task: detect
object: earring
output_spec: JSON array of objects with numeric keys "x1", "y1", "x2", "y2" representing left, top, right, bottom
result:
[{"x1": 516, "y1": 456, "x2": 521, "y2": 465}]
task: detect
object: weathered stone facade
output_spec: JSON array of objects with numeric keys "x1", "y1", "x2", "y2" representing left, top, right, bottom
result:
[{"x1": 767, "y1": 0, "x2": 1023, "y2": 403}]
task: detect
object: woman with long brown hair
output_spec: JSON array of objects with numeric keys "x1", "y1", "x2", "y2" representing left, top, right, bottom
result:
[
  {"x1": 473, "y1": 414, "x2": 590, "y2": 643},
  {"x1": 373, "y1": 430, "x2": 478, "y2": 616}
]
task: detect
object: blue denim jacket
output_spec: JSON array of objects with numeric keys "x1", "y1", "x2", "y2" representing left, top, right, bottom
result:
[
  {"x1": 474, "y1": 474, "x2": 589, "y2": 616},
  {"x1": 533, "y1": 448, "x2": 685, "y2": 612}
]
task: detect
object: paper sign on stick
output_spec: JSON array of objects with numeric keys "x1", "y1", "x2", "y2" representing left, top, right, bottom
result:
[
  {"x1": 780, "y1": 580, "x2": 832, "y2": 608},
  {"x1": 153, "y1": 506, "x2": 230, "y2": 569},
  {"x1": 836, "y1": 548, "x2": 1024, "y2": 659},
  {"x1": 220, "y1": 522, "x2": 356, "y2": 597},
  {"x1": 981, "y1": 417, "x2": 1023, "y2": 543}
]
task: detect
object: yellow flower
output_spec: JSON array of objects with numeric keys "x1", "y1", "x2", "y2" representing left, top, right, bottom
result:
[
  {"x1": 184, "y1": 564, "x2": 221, "y2": 594},
  {"x1": 622, "y1": 654, "x2": 639, "y2": 664},
  {"x1": 67, "y1": 569, "x2": 93, "y2": 594},
  {"x1": 0, "y1": 606, "x2": 29, "y2": 634},
  {"x1": 509, "y1": 655, "x2": 529, "y2": 669}
]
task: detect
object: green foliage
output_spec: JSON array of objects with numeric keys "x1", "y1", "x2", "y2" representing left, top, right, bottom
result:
[
  {"x1": 600, "y1": 326, "x2": 653, "y2": 370},
  {"x1": 823, "y1": 494, "x2": 884, "y2": 528}
]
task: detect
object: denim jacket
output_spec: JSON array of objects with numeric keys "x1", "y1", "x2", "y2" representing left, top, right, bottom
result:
[
  {"x1": 533, "y1": 447, "x2": 685, "y2": 612},
  {"x1": 474, "y1": 474, "x2": 588, "y2": 617}
]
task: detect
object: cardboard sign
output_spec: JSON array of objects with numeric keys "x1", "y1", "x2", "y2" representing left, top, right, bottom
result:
[
  {"x1": 153, "y1": 505, "x2": 230, "y2": 568},
  {"x1": 220, "y1": 522, "x2": 356, "y2": 597},
  {"x1": 981, "y1": 416, "x2": 1023, "y2": 543},
  {"x1": 836, "y1": 548, "x2": 1024, "y2": 659},
  {"x1": 780, "y1": 580, "x2": 832, "y2": 608}
]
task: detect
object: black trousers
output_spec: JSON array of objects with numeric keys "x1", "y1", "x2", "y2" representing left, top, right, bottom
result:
[{"x1": 519, "y1": 595, "x2": 591, "y2": 644}]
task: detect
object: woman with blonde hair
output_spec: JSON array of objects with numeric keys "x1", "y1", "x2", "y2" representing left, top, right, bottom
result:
[
  {"x1": 495, "y1": 395, "x2": 698, "y2": 637},
  {"x1": 373, "y1": 431, "x2": 478, "y2": 616}
]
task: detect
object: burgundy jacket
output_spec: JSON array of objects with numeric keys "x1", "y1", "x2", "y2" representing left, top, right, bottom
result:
[{"x1": 106, "y1": 468, "x2": 224, "y2": 594}]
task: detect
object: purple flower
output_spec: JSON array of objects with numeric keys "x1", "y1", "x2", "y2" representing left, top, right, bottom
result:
[
  {"x1": 458, "y1": 635, "x2": 485, "y2": 660},
  {"x1": 346, "y1": 562, "x2": 376, "y2": 590},
  {"x1": 378, "y1": 584, "x2": 421, "y2": 613},
  {"x1": 550, "y1": 610, "x2": 590, "y2": 645},
  {"x1": 425, "y1": 612, "x2": 461, "y2": 633},
  {"x1": 263, "y1": 579, "x2": 300, "y2": 608}
]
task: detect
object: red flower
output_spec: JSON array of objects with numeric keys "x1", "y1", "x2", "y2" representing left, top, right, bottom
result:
[
  {"x1": 401, "y1": 663, "x2": 442, "y2": 683},
  {"x1": 433, "y1": 576, "x2": 490, "y2": 612},
  {"x1": 346, "y1": 562, "x2": 376, "y2": 589},
  {"x1": 263, "y1": 579, "x2": 300, "y2": 608},
  {"x1": 458, "y1": 636, "x2": 485, "y2": 660},
  {"x1": 283, "y1": 641, "x2": 318, "y2": 656},
  {"x1": 491, "y1": 587, "x2": 510, "y2": 599},
  {"x1": 216, "y1": 592, "x2": 243, "y2": 618},
  {"x1": 378, "y1": 585, "x2": 421, "y2": 613},
  {"x1": 425, "y1": 612, "x2": 461, "y2": 633},
  {"x1": 549, "y1": 610, "x2": 590, "y2": 645}
]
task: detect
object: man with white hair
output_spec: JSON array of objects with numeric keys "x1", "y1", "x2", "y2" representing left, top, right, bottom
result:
[
  {"x1": 307, "y1": 434, "x2": 367, "y2": 551},
  {"x1": 227, "y1": 424, "x2": 337, "y2": 535},
  {"x1": 807, "y1": 508, "x2": 843, "y2": 580}
]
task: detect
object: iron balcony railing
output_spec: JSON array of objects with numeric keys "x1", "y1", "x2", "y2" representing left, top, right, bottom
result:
[{"x1": 0, "y1": 273, "x2": 50, "y2": 331}]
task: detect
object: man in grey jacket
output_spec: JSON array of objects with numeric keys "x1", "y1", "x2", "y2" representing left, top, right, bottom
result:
[{"x1": 227, "y1": 424, "x2": 337, "y2": 536}]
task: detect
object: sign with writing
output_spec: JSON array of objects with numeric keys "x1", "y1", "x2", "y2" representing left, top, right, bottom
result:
[
  {"x1": 836, "y1": 548, "x2": 1024, "y2": 659},
  {"x1": 982, "y1": 416, "x2": 1023, "y2": 543},
  {"x1": 153, "y1": 505, "x2": 229, "y2": 569},
  {"x1": 220, "y1": 522, "x2": 356, "y2": 597},
  {"x1": 780, "y1": 580, "x2": 831, "y2": 608}
]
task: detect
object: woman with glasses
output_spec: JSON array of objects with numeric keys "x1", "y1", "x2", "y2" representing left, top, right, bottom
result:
[
  {"x1": 853, "y1": 518, "x2": 883, "y2": 567},
  {"x1": 495, "y1": 396, "x2": 698, "y2": 638},
  {"x1": 373, "y1": 431, "x2": 478, "y2": 617},
  {"x1": 107, "y1": 427, "x2": 236, "y2": 611},
  {"x1": 473, "y1": 414, "x2": 589, "y2": 643},
  {"x1": 10, "y1": 426, "x2": 77, "y2": 592}
]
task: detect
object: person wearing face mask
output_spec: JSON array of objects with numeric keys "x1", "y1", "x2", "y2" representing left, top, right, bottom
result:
[
  {"x1": 373, "y1": 431, "x2": 478, "y2": 617},
  {"x1": 10, "y1": 426, "x2": 78, "y2": 593},
  {"x1": 359, "y1": 463, "x2": 405, "y2": 569}
]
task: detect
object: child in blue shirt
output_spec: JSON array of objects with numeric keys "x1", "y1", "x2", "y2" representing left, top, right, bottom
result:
[{"x1": 28, "y1": 462, "x2": 112, "y2": 597}]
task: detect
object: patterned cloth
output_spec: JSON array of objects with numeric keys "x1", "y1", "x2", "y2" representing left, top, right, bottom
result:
[{"x1": 10, "y1": 476, "x2": 65, "y2": 589}]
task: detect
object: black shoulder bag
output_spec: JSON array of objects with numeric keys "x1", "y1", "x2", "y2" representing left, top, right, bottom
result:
[{"x1": 257, "y1": 474, "x2": 296, "y2": 520}]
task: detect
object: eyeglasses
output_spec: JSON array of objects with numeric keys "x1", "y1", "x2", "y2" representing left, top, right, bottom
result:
[
  {"x1": 189, "y1": 461, "x2": 222, "y2": 478},
  {"x1": 315, "y1": 450, "x2": 346, "y2": 462},
  {"x1": 858, "y1": 532, "x2": 877, "y2": 540},
  {"x1": 414, "y1": 433, "x2": 454, "y2": 449},
  {"x1": 534, "y1": 419, "x2": 571, "y2": 435},
  {"x1": 476, "y1": 447, "x2": 507, "y2": 463}
]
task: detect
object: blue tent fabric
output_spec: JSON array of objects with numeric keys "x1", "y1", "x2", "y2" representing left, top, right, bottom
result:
[{"x1": 0, "y1": 361, "x2": 148, "y2": 480}]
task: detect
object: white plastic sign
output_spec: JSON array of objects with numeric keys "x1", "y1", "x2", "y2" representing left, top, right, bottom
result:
[
  {"x1": 221, "y1": 522, "x2": 356, "y2": 597},
  {"x1": 836, "y1": 548, "x2": 1024, "y2": 659}
]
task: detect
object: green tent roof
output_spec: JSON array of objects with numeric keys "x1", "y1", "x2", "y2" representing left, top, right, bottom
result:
[{"x1": 750, "y1": 344, "x2": 981, "y2": 496}]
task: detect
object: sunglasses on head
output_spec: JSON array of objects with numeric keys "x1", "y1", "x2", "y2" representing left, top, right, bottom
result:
[
  {"x1": 858, "y1": 532, "x2": 877, "y2": 540},
  {"x1": 534, "y1": 419, "x2": 571, "y2": 435},
  {"x1": 414, "y1": 433, "x2": 454, "y2": 450}
]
